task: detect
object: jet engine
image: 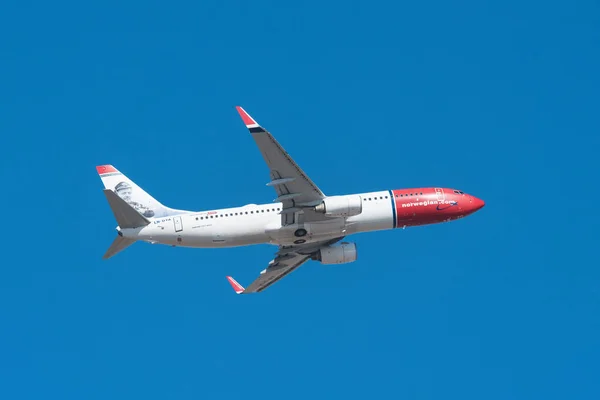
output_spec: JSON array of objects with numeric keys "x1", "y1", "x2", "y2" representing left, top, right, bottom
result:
[
  {"x1": 314, "y1": 195, "x2": 362, "y2": 217},
  {"x1": 313, "y1": 242, "x2": 358, "y2": 265}
]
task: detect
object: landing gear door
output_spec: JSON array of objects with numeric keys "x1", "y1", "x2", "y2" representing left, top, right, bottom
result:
[
  {"x1": 173, "y1": 216, "x2": 183, "y2": 232},
  {"x1": 435, "y1": 188, "x2": 445, "y2": 202}
]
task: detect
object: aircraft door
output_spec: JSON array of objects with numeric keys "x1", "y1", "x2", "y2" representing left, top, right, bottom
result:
[
  {"x1": 173, "y1": 216, "x2": 183, "y2": 232},
  {"x1": 435, "y1": 188, "x2": 445, "y2": 202}
]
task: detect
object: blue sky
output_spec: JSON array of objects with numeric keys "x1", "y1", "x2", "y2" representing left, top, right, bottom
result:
[{"x1": 1, "y1": 0, "x2": 599, "y2": 398}]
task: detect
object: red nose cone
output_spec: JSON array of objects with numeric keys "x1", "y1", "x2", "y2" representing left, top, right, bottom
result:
[{"x1": 472, "y1": 197, "x2": 485, "y2": 211}]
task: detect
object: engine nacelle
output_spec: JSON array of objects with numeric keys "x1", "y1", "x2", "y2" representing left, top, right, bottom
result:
[
  {"x1": 314, "y1": 195, "x2": 362, "y2": 217},
  {"x1": 314, "y1": 242, "x2": 358, "y2": 265}
]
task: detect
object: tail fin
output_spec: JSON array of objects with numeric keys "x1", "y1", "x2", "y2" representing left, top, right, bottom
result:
[
  {"x1": 103, "y1": 236, "x2": 136, "y2": 259},
  {"x1": 96, "y1": 165, "x2": 180, "y2": 219}
]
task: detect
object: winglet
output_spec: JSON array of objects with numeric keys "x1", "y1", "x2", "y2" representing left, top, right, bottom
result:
[
  {"x1": 235, "y1": 106, "x2": 260, "y2": 128},
  {"x1": 226, "y1": 276, "x2": 245, "y2": 294}
]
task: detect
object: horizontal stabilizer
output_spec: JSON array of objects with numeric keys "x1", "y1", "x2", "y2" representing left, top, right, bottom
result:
[
  {"x1": 103, "y1": 189, "x2": 150, "y2": 229},
  {"x1": 103, "y1": 236, "x2": 135, "y2": 259}
]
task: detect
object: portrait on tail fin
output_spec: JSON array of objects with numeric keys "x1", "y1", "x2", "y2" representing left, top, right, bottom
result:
[{"x1": 114, "y1": 181, "x2": 155, "y2": 218}]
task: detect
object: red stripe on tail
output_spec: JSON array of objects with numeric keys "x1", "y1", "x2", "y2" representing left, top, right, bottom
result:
[{"x1": 96, "y1": 165, "x2": 118, "y2": 175}]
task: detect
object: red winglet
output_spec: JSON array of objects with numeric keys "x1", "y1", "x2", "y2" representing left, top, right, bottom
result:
[
  {"x1": 226, "y1": 276, "x2": 245, "y2": 294},
  {"x1": 96, "y1": 165, "x2": 118, "y2": 175},
  {"x1": 235, "y1": 106, "x2": 258, "y2": 127}
]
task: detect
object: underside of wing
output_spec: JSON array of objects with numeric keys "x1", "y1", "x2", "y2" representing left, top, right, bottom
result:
[
  {"x1": 235, "y1": 106, "x2": 329, "y2": 226},
  {"x1": 226, "y1": 237, "x2": 344, "y2": 294},
  {"x1": 227, "y1": 252, "x2": 309, "y2": 294}
]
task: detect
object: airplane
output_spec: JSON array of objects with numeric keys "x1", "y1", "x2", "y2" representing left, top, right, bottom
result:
[{"x1": 97, "y1": 106, "x2": 485, "y2": 294}]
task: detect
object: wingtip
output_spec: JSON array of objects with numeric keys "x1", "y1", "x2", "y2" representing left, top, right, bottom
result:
[
  {"x1": 235, "y1": 106, "x2": 259, "y2": 127},
  {"x1": 226, "y1": 276, "x2": 245, "y2": 294}
]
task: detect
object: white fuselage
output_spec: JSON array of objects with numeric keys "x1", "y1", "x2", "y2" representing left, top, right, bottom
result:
[{"x1": 121, "y1": 191, "x2": 394, "y2": 248}]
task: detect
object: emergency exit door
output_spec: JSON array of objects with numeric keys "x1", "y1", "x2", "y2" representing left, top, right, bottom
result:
[
  {"x1": 173, "y1": 216, "x2": 183, "y2": 232},
  {"x1": 435, "y1": 188, "x2": 445, "y2": 202}
]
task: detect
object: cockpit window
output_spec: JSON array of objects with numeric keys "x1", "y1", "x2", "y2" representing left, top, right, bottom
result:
[{"x1": 453, "y1": 190, "x2": 460, "y2": 194}]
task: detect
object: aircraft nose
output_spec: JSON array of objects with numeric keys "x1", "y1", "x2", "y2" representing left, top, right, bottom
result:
[{"x1": 471, "y1": 196, "x2": 485, "y2": 211}]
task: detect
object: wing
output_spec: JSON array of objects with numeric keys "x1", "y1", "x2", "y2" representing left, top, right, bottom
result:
[
  {"x1": 236, "y1": 106, "x2": 326, "y2": 225},
  {"x1": 226, "y1": 238, "x2": 343, "y2": 294},
  {"x1": 227, "y1": 252, "x2": 309, "y2": 294}
]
